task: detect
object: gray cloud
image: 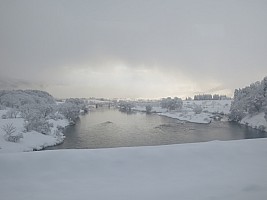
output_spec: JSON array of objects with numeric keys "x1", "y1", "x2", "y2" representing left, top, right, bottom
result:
[{"x1": 0, "y1": 0, "x2": 267, "y2": 98}]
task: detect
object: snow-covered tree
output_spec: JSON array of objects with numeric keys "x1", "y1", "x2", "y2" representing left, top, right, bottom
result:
[
  {"x1": 1, "y1": 123, "x2": 23, "y2": 142},
  {"x1": 193, "y1": 104, "x2": 203, "y2": 114},
  {"x1": 0, "y1": 90, "x2": 55, "y2": 108},
  {"x1": 230, "y1": 76, "x2": 267, "y2": 121},
  {"x1": 59, "y1": 102, "x2": 80, "y2": 122},
  {"x1": 146, "y1": 105, "x2": 152, "y2": 113},
  {"x1": 24, "y1": 117, "x2": 52, "y2": 135},
  {"x1": 65, "y1": 98, "x2": 87, "y2": 110},
  {"x1": 213, "y1": 94, "x2": 220, "y2": 100},
  {"x1": 22, "y1": 106, "x2": 53, "y2": 134},
  {"x1": 118, "y1": 101, "x2": 134, "y2": 112},
  {"x1": 160, "y1": 97, "x2": 183, "y2": 111}
]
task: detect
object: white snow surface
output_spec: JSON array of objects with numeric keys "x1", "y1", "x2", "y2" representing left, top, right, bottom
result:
[
  {"x1": 0, "y1": 110, "x2": 69, "y2": 153},
  {"x1": 0, "y1": 138, "x2": 267, "y2": 200},
  {"x1": 240, "y1": 112, "x2": 267, "y2": 131},
  {"x1": 133, "y1": 100, "x2": 232, "y2": 124},
  {"x1": 186, "y1": 100, "x2": 232, "y2": 114},
  {"x1": 159, "y1": 111, "x2": 213, "y2": 124}
]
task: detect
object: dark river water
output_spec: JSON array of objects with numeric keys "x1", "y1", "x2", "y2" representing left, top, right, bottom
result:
[{"x1": 47, "y1": 108, "x2": 267, "y2": 150}]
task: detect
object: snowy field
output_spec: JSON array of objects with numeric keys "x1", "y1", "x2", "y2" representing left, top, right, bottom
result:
[
  {"x1": 0, "y1": 109, "x2": 69, "y2": 153},
  {"x1": 0, "y1": 138, "x2": 267, "y2": 200}
]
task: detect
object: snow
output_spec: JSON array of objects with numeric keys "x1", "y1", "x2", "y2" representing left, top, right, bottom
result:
[
  {"x1": 0, "y1": 110, "x2": 69, "y2": 153},
  {"x1": 186, "y1": 100, "x2": 232, "y2": 114},
  {"x1": 0, "y1": 138, "x2": 267, "y2": 200},
  {"x1": 133, "y1": 100, "x2": 232, "y2": 124},
  {"x1": 159, "y1": 111, "x2": 213, "y2": 124},
  {"x1": 240, "y1": 112, "x2": 267, "y2": 131}
]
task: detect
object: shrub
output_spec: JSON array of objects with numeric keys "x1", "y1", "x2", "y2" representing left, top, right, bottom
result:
[
  {"x1": 258, "y1": 125, "x2": 266, "y2": 132},
  {"x1": 229, "y1": 107, "x2": 246, "y2": 122},
  {"x1": 193, "y1": 104, "x2": 202, "y2": 114},
  {"x1": 24, "y1": 118, "x2": 53, "y2": 135},
  {"x1": 59, "y1": 102, "x2": 80, "y2": 122},
  {"x1": 146, "y1": 105, "x2": 152, "y2": 114},
  {"x1": 1, "y1": 123, "x2": 23, "y2": 143},
  {"x1": 5, "y1": 109, "x2": 20, "y2": 118}
]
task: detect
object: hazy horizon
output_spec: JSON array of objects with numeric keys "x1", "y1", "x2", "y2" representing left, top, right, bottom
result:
[{"x1": 1, "y1": 0, "x2": 267, "y2": 99}]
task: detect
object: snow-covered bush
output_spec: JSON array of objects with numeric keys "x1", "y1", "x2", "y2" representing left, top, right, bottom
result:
[
  {"x1": 0, "y1": 104, "x2": 6, "y2": 110},
  {"x1": 53, "y1": 129, "x2": 62, "y2": 138},
  {"x1": 21, "y1": 105, "x2": 53, "y2": 134},
  {"x1": 229, "y1": 106, "x2": 246, "y2": 122},
  {"x1": 1, "y1": 123, "x2": 23, "y2": 143},
  {"x1": 258, "y1": 125, "x2": 266, "y2": 132},
  {"x1": 160, "y1": 97, "x2": 183, "y2": 111},
  {"x1": 118, "y1": 101, "x2": 134, "y2": 112},
  {"x1": 50, "y1": 112, "x2": 64, "y2": 120},
  {"x1": 193, "y1": 104, "x2": 202, "y2": 114},
  {"x1": 1, "y1": 123, "x2": 16, "y2": 135},
  {"x1": 5, "y1": 132, "x2": 23, "y2": 143},
  {"x1": 57, "y1": 125, "x2": 65, "y2": 132},
  {"x1": 146, "y1": 105, "x2": 152, "y2": 113},
  {"x1": 65, "y1": 98, "x2": 87, "y2": 111},
  {"x1": 24, "y1": 117, "x2": 53, "y2": 135},
  {"x1": 59, "y1": 102, "x2": 80, "y2": 122},
  {"x1": 38, "y1": 103, "x2": 56, "y2": 119},
  {"x1": 5, "y1": 108, "x2": 20, "y2": 118},
  {"x1": 1, "y1": 114, "x2": 7, "y2": 119}
]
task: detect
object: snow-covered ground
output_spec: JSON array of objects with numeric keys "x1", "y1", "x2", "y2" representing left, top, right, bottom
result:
[
  {"x1": 240, "y1": 112, "x2": 267, "y2": 131},
  {"x1": 133, "y1": 100, "x2": 232, "y2": 124},
  {"x1": 0, "y1": 110, "x2": 69, "y2": 153},
  {"x1": 159, "y1": 111, "x2": 213, "y2": 124},
  {"x1": 0, "y1": 138, "x2": 266, "y2": 200},
  {"x1": 185, "y1": 100, "x2": 232, "y2": 114}
]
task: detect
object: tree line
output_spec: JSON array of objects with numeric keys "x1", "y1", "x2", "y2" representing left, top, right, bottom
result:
[{"x1": 229, "y1": 76, "x2": 267, "y2": 122}]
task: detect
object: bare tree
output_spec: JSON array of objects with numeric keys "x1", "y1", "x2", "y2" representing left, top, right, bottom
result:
[
  {"x1": 1, "y1": 123, "x2": 16, "y2": 135},
  {"x1": 1, "y1": 123, "x2": 23, "y2": 143}
]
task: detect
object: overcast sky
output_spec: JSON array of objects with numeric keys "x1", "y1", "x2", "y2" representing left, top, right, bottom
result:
[{"x1": 0, "y1": 0, "x2": 267, "y2": 99}]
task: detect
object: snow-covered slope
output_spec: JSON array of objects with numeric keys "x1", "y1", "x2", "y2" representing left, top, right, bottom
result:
[
  {"x1": 240, "y1": 112, "x2": 267, "y2": 131},
  {"x1": 0, "y1": 139, "x2": 266, "y2": 200}
]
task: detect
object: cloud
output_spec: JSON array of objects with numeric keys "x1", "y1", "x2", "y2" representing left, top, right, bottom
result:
[{"x1": 0, "y1": 0, "x2": 267, "y2": 98}]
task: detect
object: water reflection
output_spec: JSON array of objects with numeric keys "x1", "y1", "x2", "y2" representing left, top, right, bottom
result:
[{"x1": 47, "y1": 108, "x2": 267, "y2": 150}]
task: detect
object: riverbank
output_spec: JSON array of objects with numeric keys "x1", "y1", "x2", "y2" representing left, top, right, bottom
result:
[
  {"x1": 1, "y1": 138, "x2": 267, "y2": 200},
  {"x1": 0, "y1": 109, "x2": 69, "y2": 153},
  {"x1": 133, "y1": 100, "x2": 231, "y2": 124},
  {"x1": 240, "y1": 112, "x2": 267, "y2": 132},
  {"x1": 133, "y1": 100, "x2": 267, "y2": 132}
]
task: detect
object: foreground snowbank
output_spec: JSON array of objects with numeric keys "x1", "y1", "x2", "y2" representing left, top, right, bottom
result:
[
  {"x1": 0, "y1": 138, "x2": 266, "y2": 200},
  {"x1": 0, "y1": 110, "x2": 69, "y2": 153}
]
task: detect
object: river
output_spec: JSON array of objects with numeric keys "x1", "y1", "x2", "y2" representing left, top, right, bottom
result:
[{"x1": 47, "y1": 108, "x2": 267, "y2": 149}]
